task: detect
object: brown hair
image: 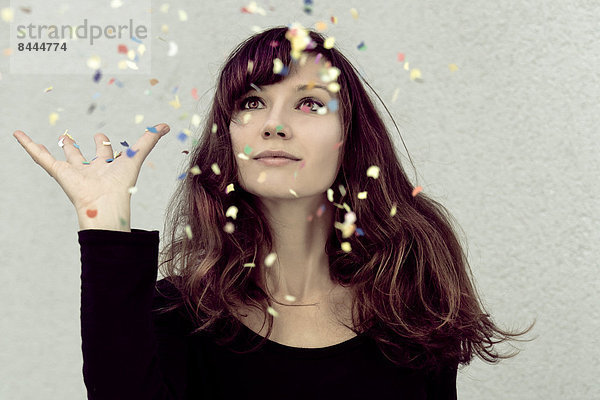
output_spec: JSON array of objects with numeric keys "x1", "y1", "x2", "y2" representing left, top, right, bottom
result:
[{"x1": 156, "y1": 25, "x2": 535, "y2": 372}]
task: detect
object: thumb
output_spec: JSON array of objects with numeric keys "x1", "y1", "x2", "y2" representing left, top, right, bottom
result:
[{"x1": 130, "y1": 123, "x2": 170, "y2": 163}]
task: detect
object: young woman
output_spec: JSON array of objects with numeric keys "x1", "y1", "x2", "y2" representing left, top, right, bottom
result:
[{"x1": 14, "y1": 25, "x2": 534, "y2": 399}]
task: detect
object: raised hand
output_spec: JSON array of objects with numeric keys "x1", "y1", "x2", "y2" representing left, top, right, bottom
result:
[{"x1": 13, "y1": 124, "x2": 170, "y2": 231}]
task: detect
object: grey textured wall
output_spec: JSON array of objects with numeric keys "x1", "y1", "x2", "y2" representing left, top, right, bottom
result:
[{"x1": 1, "y1": 1, "x2": 598, "y2": 399}]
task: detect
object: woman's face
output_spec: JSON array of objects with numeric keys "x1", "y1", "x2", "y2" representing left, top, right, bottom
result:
[{"x1": 229, "y1": 56, "x2": 343, "y2": 200}]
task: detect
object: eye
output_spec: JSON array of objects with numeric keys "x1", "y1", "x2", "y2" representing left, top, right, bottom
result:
[
  {"x1": 298, "y1": 97, "x2": 324, "y2": 112},
  {"x1": 240, "y1": 96, "x2": 263, "y2": 110}
]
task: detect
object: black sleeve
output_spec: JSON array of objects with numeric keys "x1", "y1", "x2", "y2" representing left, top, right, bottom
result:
[
  {"x1": 425, "y1": 363, "x2": 458, "y2": 400},
  {"x1": 79, "y1": 228, "x2": 191, "y2": 400}
]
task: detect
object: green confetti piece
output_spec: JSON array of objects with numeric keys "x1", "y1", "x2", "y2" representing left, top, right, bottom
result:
[
  {"x1": 276, "y1": 124, "x2": 283, "y2": 132},
  {"x1": 244, "y1": 144, "x2": 253, "y2": 155}
]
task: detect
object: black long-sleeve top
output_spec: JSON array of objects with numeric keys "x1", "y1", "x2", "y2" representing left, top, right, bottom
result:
[{"x1": 79, "y1": 228, "x2": 458, "y2": 399}]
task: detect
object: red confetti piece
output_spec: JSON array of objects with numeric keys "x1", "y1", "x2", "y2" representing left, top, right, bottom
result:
[
  {"x1": 86, "y1": 209, "x2": 98, "y2": 218},
  {"x1": 118, "y1": 44, "x2": 128, "y2": 54},
  {"x1": 412, "y1": 186, "x2": 423, "y2": 197},
  {"x1": 270, "y1": 40, "x2": 279, "y2": 48},
  {"x1": 397, "y1": 52, "x2": 405, "y2": 62},
  {"x1": 191, "y1": 88, "x2": 199, "y2": 100},
  {"x1": 182, "y1": 150, "x2": 189, "y2": 154},
  {"x1": 108, "y1": 78, "x2": 115, "y2": 85}
]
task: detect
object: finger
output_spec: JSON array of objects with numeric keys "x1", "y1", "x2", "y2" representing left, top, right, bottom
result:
[
  {"x1": 58, "y1": 134, "x2": 87, "y2": 165},
  {"x1": 128, "y1": 123, "x2": 170, "y2": 164},
  {"x1": 92, "y1": 133, "x2": 115, "y2": 163},
  {"x1": 13, "y1": 130, "x2": 59, "y2": 177}
]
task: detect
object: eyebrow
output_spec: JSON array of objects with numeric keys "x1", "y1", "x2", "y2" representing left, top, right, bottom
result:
[{"x1": 248, "y1": 83, "x2": 332, "y2": 95}]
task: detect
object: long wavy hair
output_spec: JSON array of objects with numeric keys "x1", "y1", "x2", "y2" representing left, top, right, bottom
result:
[{"x1": 156, "y1": 25, "x2": 535, "y2": 372}]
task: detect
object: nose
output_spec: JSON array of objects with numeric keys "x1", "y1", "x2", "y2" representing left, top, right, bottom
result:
[{"x1": 261, "y1": 105, "x2": 292, "y2": 140}]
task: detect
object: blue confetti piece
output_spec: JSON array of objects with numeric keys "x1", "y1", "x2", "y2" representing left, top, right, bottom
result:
[
  {"x1": 146, "y1": 126, "x2": 158, "y2": 133},
  {"x1": 357, "y1": 41, "x2": 367, "y2": 51},
  {"x1": 115, "y1": 80, "x2": 124, "y2": 88},
  {"x1": 356, "y1": 228, "x2": 364, "y2": 236},
  {"x1": 304, "y1": 0, "x2": 313, "y2": 4},
  {"x1": 93, "y1": 70, "x2": 102, "y2": 83},
  {"x1": 120, "y1": 141, "x2": 129, "y2": 147},
  {"x1": 105, "y1": 158, "x2": 114, "y2": 163},
  {"x1": 177, "y1": 172, "x2": 187, "y2": 180},
  {"x1": 177, "y1": 132, "x2": 188, "y2": 142},
  {"x1": 92, "y1": 92, "x2": 101, "y2": 99},
  {"x1": 131, "y1": 36, "x2": 142, "y2": 44},
  {"x1": 278, "y1": 66, "x2": 290, "y2": 76},
  {"x1": 126, "y1": 148, "x2": 139, "y2": 157},
  {"x1": 327, "y1": 99, "x2": 339, "y2": 112},
  {"x1": 172, "y1": 86, "x2": 179, "y2": 94},
  {"x1": 73, "y1": 143, "x2": 80, "y2": 149}
]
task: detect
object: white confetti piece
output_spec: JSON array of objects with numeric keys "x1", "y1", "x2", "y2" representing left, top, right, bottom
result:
[
  {"x1": 211, "y1": 123, "x2": 218, "y2": 133},
  {"x1": 226, "y1": 206, "x2": 238, "y2": 219},
  {"x1": 237, "y1": 153, "x2": 250, "y2": 160},
  {"x1": 267, "y1": 306, "x2": 279, "y2": 317},
  {"x1": 390, "y1": 204, "x2": 397, "y2": 217},
  {"x1": 191, "y1": 113, "x2": 201, "y2": 127},
  {"x1": 289, "y1": 189, "x2": 298, "y2": 197},
  {"x1": 338, "y1": 184, "x2": 346, "y2": 196},
  {"x1": 128, "y1": 186, "x2": 138, "y2": 194},
  {"x1": 134, "y1": 114, "x2": 144, "y2": 124},
  {"x1": 110, "y1": 0, "x2": 123, "y2": 8},
  {"x1": 185, "y1": 224, "x2": 193, "y2": 239},
  {"x1": 178, "y1": 9, "x2": 188, "y2": 21},
  {"x1": 226, "y1": 183, "x2": 235, "y2": 194},
  {"x1": 341, "y1": 242, "x2": 352, "y2": 252},
  {"x1": 327, "y1": 188, "x2": 334, "y2": 202},
  {"x1": 273, "y1": 58, "x2": 283, "y2": 74},
  {"x1": 324, "y1": 37, "x2": 335, "y2": 49},
  {"x1": 167, "y1": 41, "x2": 178, "y2": 57},
  {"x1": 102, "y1": 141, "x2": 111, "y2": 145},
  {"x1": 357, "y1": 191, "x2": 367, "y2": 199},
  {"x1": 264, "y1": 253, "x2": 277, "y2": 267},
  {"x1": 224, "y1": 222, "x2": 235, "y2": 233},
  {"x1": 87, "y1": 55, "x2": 101, "y2": 70},
  {"x1": 189, "y1": 165, "x2": 201, "y2": 175},
  {"x1": 211, "y1": 163, "x2": 221, "y2": 175},
  {"x1": 284, "y1": 295, "x2": 296, "y2": 302},
  {"x1": 159, "y1": 3, "x2": 169, "y2": 12},
  {"x1": 366, "y1": 165, "x2": 380, "y2": 179},
  {"x1": 1, "y1": 8, "x2": 14, "y2": 22}
]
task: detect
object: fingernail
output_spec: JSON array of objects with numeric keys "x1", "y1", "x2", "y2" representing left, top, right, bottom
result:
[{"x1": 160, "y1": 125, "x2": 170, "y2": 134}]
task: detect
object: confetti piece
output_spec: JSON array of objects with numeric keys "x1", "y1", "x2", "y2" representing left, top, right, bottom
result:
[
  {"x1": 345, "y1": 211, "x2": 357, "y2": 225},
  {"x1": 327, "y1": 188, "x2": 334, "y2": 202},
  {"x1": 167, "y1": 41, "x2": 178, "y2": 57},
  {"x1": 49, "y1": 112, "x2": 59, "y2": 126},
  {"x1": 134, "y1": 114, "x2": 144, "y2": 124},
  {"x1": 86, "y1": 209, "x2": 98, "y2": 218},
  {"x1": 366, "y1": 165, "x2": 380, "y2": 179},
  {"x1": 317, "y1": 107, "x2": 327, "y2": 115},
  {"x1": 237, "y1": 153, "x2": 250, "y2": 160},
  {"x1": 316, "y1": 204, "x2": 326, "y2": 217},
  {"x1": 330, "y1": 16, "x2": 337, "y2": 24},
  {"x1": 404, "y1": 62, "x2": 410, "y2": 71},
  {"x1": 1, "y1": 8, "x2": 14, "y2": 22},
  {"x1": 257, "y1": 171, "x2": 267, "y2": 183},
  {"x1": 105, "y1": 158, "x2": 114, "y2": 163},
  {"x1": 243, "y1": 144, "x2": 253, "y2": 155},
  {"x1": 118, "y1": 44, "x2": 128, "y2": 54},
  {"x1": 126, "y1": 148, "x2": 139, "y2": 157},
  {"x1": 267, "y1": 307, "x2": 279, "y2": 317},
  {"x1": 137, "y1": 44, "x2": 146, "y2": 56},
  {"x1": 243, "y1": 263, "x2": 255, "y2": 268},
  {"x1": 169, "y1": 95, "x2": 181, "y2": 109},
  {"x1": 44, "y1": 86, "x2": 53, "y2": 93},
  {"x1": 177, "y1": 132, "x2": 188, "y2": 142},
  {"x1": 357, "y1": 41, "x2": 366, "y2": 51},
  {"x1": 397, "y1": 53, "x2": 405, "y2": 62},
  {"x1": 211, "y1": 163, "x2": 221, "y2": 175},
  {"x1": 247, "y1": 60, "x2": 254, "y2": 74},
  {"x1": 73, "y1": 143, "x2": 80, "y2": 149},
  {"x1": 410, "y1": 68, "x2": 422, "y2": 81},
  {"x1": 226, "y1": 206, "x2": 238, "y2": 219},
  {"x1": 390, "y1": 204, "x2": 397, "y2": 217},
  {"x1": 392, "y1": 88, "x2": 400, "y2": 103},
  {"x1": 149, "y1": 78, "x2": 159, "y2": 86},
  {"x1": 341, "y1": 242, "x2": 352, "y2": 252},
  {"x1": 350, "y1": 8, "x2": 359, "y2": 19},
  {"x1": 146, "y1": 126, "x2": 158, "y2": 133},
  {"x1": 448, "y1": 63, "x2": 458, "y2": 72},
  {"x1": 284, "y1": 295, "x2": 296, "y2": 302},
  {"x1": 355, "y1": 228, "x2": 364, "y2": 236},
  {"x1": 87, "y1": 103, "x2": 96, "y2": 114},
  {"x1": 324, "y1": 37, "x2": 335, "y2": 49},
  {"x1": 191, "y1": 114, "x2": 201, "y2": 127},
  {"x1": 110, "y1": 0, "x2": 123, "y2": 8},
  {"x1": 190, "y1": 165, "x2": 201, "y2": 175},
  {"x1": 178, "y1": 9, "x2": 188, "y2": 21},
  {"x1": 357, "y1": 191, "x2": 367, "y2": 199},
  {"x1": 160, "y1": 3, "x2": 169, "y2": 12},
  {"x1": 128, "y1": 186, "x2": 138, "y2": 194},
  {"x1": 270, "y1": 40, "x2": 280, "y2": 48},
  {"x1": 242, "y1": 113, "x2": 252, "y2": 124},
  {"x1": 264, "y1": 252, "x2": 277, "y2": 267},
  {"x1": 182, "y1": 150, "x2": 189, "y2": 155},
  {"x1": 272, "y1": 59, "x2": 283, "y2": 74},
  {"x1": 191, "y1": 88, "x2": 199, "y2": 100},
  {"x1": 209, "y1": 123, "x2": 217, "y2": 134},
  {"x1": 327, "y1": 99, "x2": 339, "y2": 111},
  {"x1": 120, "y1": 141, "x2": 129, "y2": 147},
  {"x1": 177, "y1": 172, "x2": 187, "y2": 180},
  {"x1": 185, "y1": 224, "x2": 193, "y2": 239},
  {"x1": 327, "y1": 82, "x2": 340, "y2": 93},
  {"x1": 315, "y1": 21, "x2": 327, "y2": 31},
  {"x1": 226, "y1": 183, "x2": 235, "y2": 194},
  {"x1": 113, "y1": 150, "x2": 122, "y2": 159},
  {"x1": 250, "y1": 83, "x2": 261, "y2": 92},
  {"x1": 412, "y1": 186, "x2": 423, "y2": 196},
  {"x1": 93, "y1": 70, "x2": 102, "y2": 83},
  {"x1": 289, "y1": 189, "x2": 298, "y2": 197},
  {"x1": 338, "y1": 184, "x2": 346, "y2": 196}
]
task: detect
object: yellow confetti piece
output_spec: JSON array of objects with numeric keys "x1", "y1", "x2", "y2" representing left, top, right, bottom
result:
[
  {"x1": 331, "y1": 16, "x2": 338, "y2": 24},
  {"x1": 412, "y1": 186, "x2": 423, "y2": 197},
  {"x1": 191, "y1": 113, "x2": 201, "y2": 127},
  {"x1": 87, "y1": 55, "x2": 101, "y2": 70},
  {"x1": 169, "y1": 95, "x2": 181, "y2": 109},
  {"x1": 114, "y1": 151, "x2": 122, "y2": 159},
  {"x1": 366, "y1": 165, "x2": 380, "y2": 179},
  {"x1": 247, "y1": 60, "x2": 254, "y2": 74},
  {"x1": 350, "y1": 8, "x2": 359, "y2": 19},
  {"x1": 410, "y1": 69, "x2": 422, "y2": 81},
  {"x1": 242, "y1": 113, "x2": 252, "y2": 124},
  {"x1": 223, "y1": 222, "x2": 235, "y2": 233},
  {"x1": 159, "y1": 3, "x2": 169, "y2": 12},
  {"x1": 128, "y1": 186, "x2": 138, "y2": 194},
  {"x1": 1, "y1": 7, "x2": 15, "y2": 22},
  {"x1": 314, "y1": 21, "x2": 327, "y2": 31},
  {"x1": 257, "y1": 171, "x2": 267, "y2": 183},
  {"x1": 324, "y1": 37, "x2": 335, "y2": 49},
  {"x1": 125, "y1": 60, "x2": 138, "y2": 70},
  {"x1": 178, "y1": 9, "x2": 188, "y2": 21},
  {"x1": 190, "y1": 165, "x2": 201, "y2": 175},
  {"x1": 264, "y1": 253, "x2": 277, "y2": 267},
  {"x1": 327, "y1": 188, "x2": 334, "y2": 202},
  {"x1": 49, "y1": 112, "x2": 59, "y2": 126},
  {"x1": 392, "y1": 88, "x2": 400, "y2": 103},
  {"x1": 404, "y1": 62, "x2": 410, "y2": 71},
  {"x1": 327, "y1": 82, "x2": 340, "y2": 93},
  {"x1": 226, "y1": 206, "x2": 238, "y2": 219},
  {"x1": 137, "y1": 44, "x2": 146, "y2": 56},
  {"x1": 341, "y1": 242, "x2": 352, "y2": 252},
  {"x1": 161, "y1": 24, "x2": 169, "y2": 34},
  {"x1": 226, "y1": 183, "x2": 235, "y2": 194},
  {"x1": 44, "y1": 86, "x2": 53, "y2": 93},
  {"x1": 127, "y1": 49, "x2": 136, "y2": 60},
  {"x1": 357, "y1": 191, "x2": 368, "y2": 199},
  {"x1": 289, "y1": 189, "x2": 298, "y2": 197},
  {"x1": 390, "y1": 204, "x2": 397, "y2": 217},
  {"x1": 273, "y1": 58, "x2": 283, "y2": 74},
  {"x1": 185, "y1": 224, "x2": 193, "y2": 239},
  {"x1": 110, "y1": 0, "x2": 123, "y2": 8},
  {"x1": 211, "y1": 123, "x2": 218, "y2": 133},
  {"x1": 211, "y1": 163, "x2": 221, "y2": 175},
  {"x1": 243, "y1": 263, "x2": 255, "y2": 268},
  {"x1": 237, "y1": 153, "x2": 250, "y2": 160},
  {"x1": 448, "y1": 63, "x2": 458, "y2": 72},
  {"x1": 284, "y1": 294, "x2": 296, "y2": 302},
  {"x1": 338, "y1": 184, "x2": 346, "y2": 196},
  {"x1": 267, "y1": 306, "x2": 279, "y2": 317},
  {"x1": 134, "y1": 114, "x2": 144, "y2": 124}
]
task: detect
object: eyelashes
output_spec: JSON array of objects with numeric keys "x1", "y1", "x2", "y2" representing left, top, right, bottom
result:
[{"x1": 238, "y1": 96, "x2": 325, "y2": 112}]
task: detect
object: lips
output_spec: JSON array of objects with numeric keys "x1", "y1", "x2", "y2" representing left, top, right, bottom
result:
[{"x1": 253, "y1": 150, "x2": 301, "y2": 160}]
